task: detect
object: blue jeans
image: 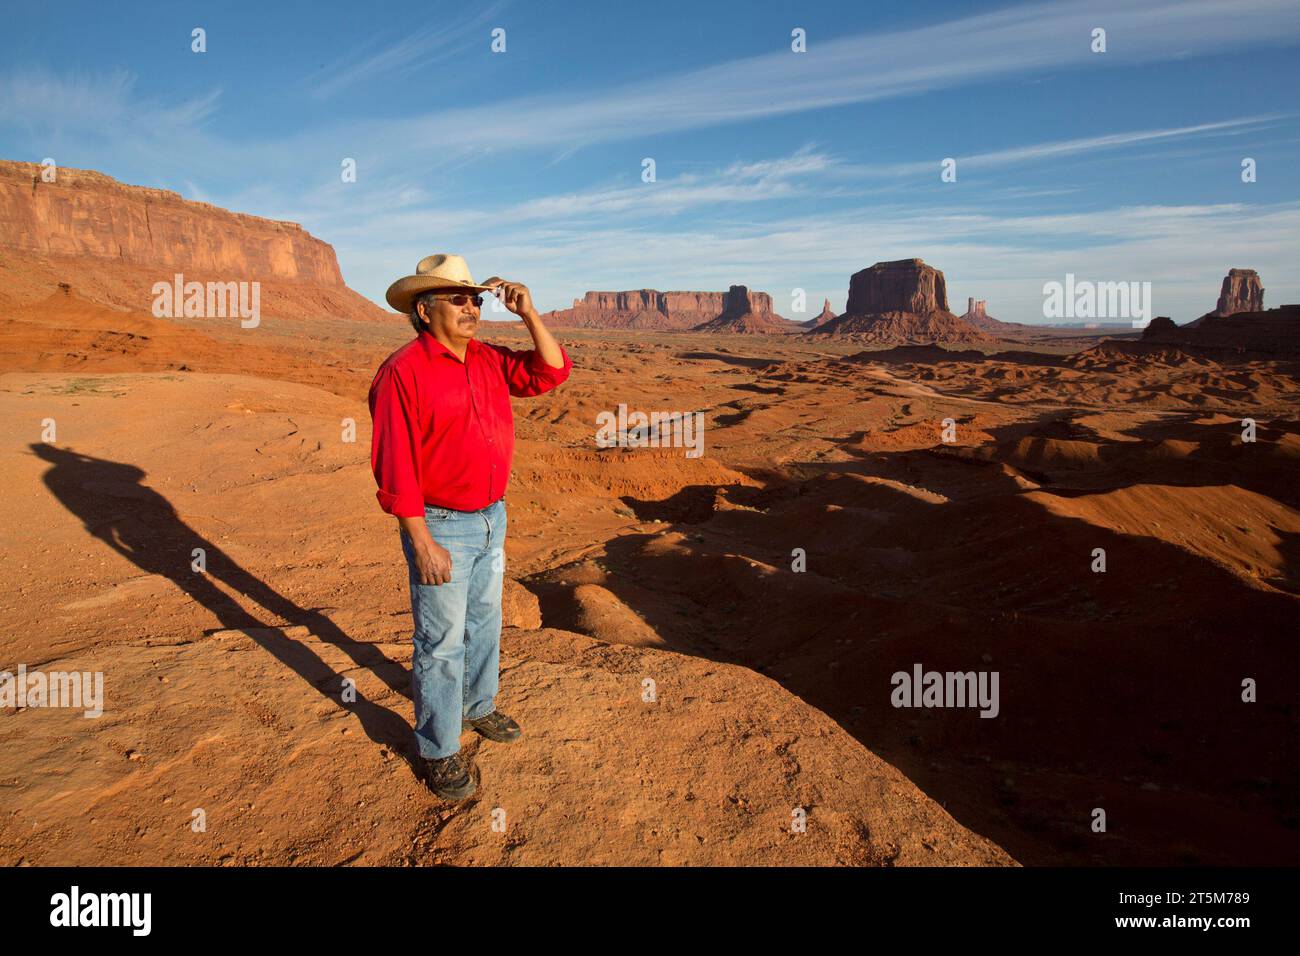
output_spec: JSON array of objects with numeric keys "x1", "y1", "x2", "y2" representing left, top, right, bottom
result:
[{"x1": 400, "y1": 497, "x2": 507, "y2": 759}]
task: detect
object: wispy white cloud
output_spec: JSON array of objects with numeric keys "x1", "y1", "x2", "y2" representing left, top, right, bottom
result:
[
  {"x1": 308, "y1": 2, "x2": 509, "y2": 99},
  {"x1": 505, "y1": 146, "x2": 837, "y2": 220},
  {"x1": 386, "y1": 0, "x2": 1300, "y2": 153},
  {"x1": 0, "y1": 68, "x2": 219, "y2": 134},
  {"x1": 901, "y1": 116, "x2": 1288, "y2": 176},
  {"x1": 7, "y1": 2, "x2": 1297, "y2": 186}
]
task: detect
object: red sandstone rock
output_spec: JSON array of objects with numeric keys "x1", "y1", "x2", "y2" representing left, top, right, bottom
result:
[
  {"x1": 1214, "y1": 268, "x2": 1265, "y2": 317},
  {"x1": 543, "y1": 285, "x2": 789, "y2": 331},
  {"x1": 1187, "y1": 269, "x2": 1267, "y2": 328},
  {"x1": 0, "y1": 160, "x2": 388, "y2": 322},
  {"x1": 692, "y1": 285, "x2": 799, "y2": 333},
  {"x1": 959, "y1": 296, "x2": 1020, "y2": 332},
  {"x1": 813, "y1": 259, "x2": 991, "y2": 344},
  {"x1": 800, "y1": 298, "x2": 837, "y2": 330}
]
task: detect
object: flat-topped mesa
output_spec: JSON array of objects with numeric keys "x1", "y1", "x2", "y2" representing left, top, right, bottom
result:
[
  {"x1": 543, "y1": 285, "x2": 787, "y2": 331},
  {"x1": 0, "y1": 160, "x2": 344, "y2": 285},
  {"x1": 572, "y1": 290, "x2": 722, "y2": 314},
  {"x1": 1214, "y1": 268, "x2": 1265, "y2": 317},
  {"x1": 693, "y1": 284, "x2": 797, "y2": 333},
  {"x1": 813, "y1": 258, "x2": 992, "y2": 344},
  {"x1": 846, "y1": 257, "x2": 949, "y2": 314},
  {"x1": 719, "y1": 284, "x2": 774, "y2": 319},
  {"x1": 0, "y1": 160, "x2": 393, "y2": 322}
]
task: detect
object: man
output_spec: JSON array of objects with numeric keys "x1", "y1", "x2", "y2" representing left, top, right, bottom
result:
[{"x1": 368, "y1": 253, "x2": 572, "y2": 800}]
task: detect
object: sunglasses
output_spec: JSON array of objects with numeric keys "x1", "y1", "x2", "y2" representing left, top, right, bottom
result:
[{"x1": 432, "y1": 293, "x2": 484, "y2": 307}]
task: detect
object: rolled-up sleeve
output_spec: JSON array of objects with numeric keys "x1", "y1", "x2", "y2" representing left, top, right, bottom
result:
[
  {"x1": 367, "y1": 364, "x2": 425, "y2": 517},
  {"x1": 493, "y1": 343, "x2": 573, "y2": 397}
]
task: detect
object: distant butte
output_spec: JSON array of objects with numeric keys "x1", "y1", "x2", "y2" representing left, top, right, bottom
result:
[
  {"x1": 801, "y1": 298, "x2": 837, "y2": 330},
  {"x1": 959, "y1": 296, "x2": 1020, "y2": 332},
  {"x1": 812, "y1": 258, "x2": 992, "y2": 344},
  {"x1": 542, "y1": 285, "x2": 795, "y2": 332},
  {"x1": 692, "y1": 285, "x2": 801, "y2": 334},
  {"x1": 1187, "y1": 268, "x2": 1266, "y2": 328}
]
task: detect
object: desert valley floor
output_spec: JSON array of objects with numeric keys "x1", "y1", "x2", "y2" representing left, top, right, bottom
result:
[{"x1": 1, "y1": 297, "x2": 1298, "y2": 866}]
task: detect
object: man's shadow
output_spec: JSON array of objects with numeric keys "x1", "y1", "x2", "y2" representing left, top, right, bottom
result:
[{"x1": 31, "y1": 444, "x2": 414, "y2": 760}]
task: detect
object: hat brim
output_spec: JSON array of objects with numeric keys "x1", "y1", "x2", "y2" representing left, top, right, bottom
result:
[{"x1": 385, "y1": 275, "x2": 494, "y2": 314}]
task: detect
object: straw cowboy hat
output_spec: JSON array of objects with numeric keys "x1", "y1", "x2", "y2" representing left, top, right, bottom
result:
[{"x1": 385, "y1": 253, "x2": 496, "y2": 313}]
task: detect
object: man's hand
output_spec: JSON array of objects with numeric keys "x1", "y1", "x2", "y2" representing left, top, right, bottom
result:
[
  {"x1": 483, "y1": 277, "x2": 537, "y2": 320},
  {"x1": 399, "y1": 518, "x2": 453, "y2": 585},
  {"x1": 482, "y1": 275, "x2": 565, "y2": 370}
]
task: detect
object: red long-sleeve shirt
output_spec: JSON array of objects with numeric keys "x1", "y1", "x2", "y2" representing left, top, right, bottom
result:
[{"x1": 367, "y1": 330, "x2": 573, "y2": 517}]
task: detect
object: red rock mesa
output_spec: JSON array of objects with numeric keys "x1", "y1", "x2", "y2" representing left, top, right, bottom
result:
[
  {"x1": 542, "y1": 286, "x2": 788, "y2": 331},
  {"x1": 813, "y1": 258, "x2": 991, "y2": 344},
  {"x1": 0, "y1": 160, "x2": 387, "y2": 322}
]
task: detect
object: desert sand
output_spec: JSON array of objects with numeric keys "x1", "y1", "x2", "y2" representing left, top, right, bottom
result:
[{"x1": 2, "y1": 163, "x2": 1298, "y2": 867}]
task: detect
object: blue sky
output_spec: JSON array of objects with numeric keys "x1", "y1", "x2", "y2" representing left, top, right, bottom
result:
[{"x1": 2, "y1": 0, "x2": 1299, "y2": 323}]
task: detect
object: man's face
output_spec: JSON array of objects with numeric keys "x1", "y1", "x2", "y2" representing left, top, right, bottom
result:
[{"x1": 420, "y1": 291, "x2": 481, "y2": 343}]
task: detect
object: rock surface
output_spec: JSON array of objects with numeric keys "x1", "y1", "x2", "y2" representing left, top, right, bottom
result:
[
  {"x1": 543, "y1": 286, "x2": 788, "y2": 331},
  {"x1": 959, "y1": 297, "x2": 1020, "y2": 332},
  {"x1": 0, "y1": 160, "x2": 388, "y2": 322},
  {"x1": 692, "y1": 285, "x2": 800, "y2": 333},
  {"x1": 1213, "y1": 268, "x2": 1265, "y2": 317},
  {"x1": 1142, "y1": 304, "x2": 1300, "y2": 355},
  {"x1": 848, "y1": 258, "x2": 950, "y2": 315},
  {"x1": 814, "y1": 259, "x2": 992, "y2": 344},
  {"x1": 0, "y1": 370, "x2": 1015, "y2": 867},
  {"x1": 801, "y1": 298, "x2": 838, "y2": 329}
]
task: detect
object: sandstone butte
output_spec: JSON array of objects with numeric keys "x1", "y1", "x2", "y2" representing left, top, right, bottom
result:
[
  {"x1": 0, "y1": 160, "x2": 388, "y2": 322},
  {"x1": 958, "y1": 297, "x2": 1020, "y2": 333},
  {"x1": 800, "y1": 298, "x2": 837, "y2": 330},
  {"x1": 1185, "y1": 267, "x2": 1267, "y2": 328},
  {"x1": 812, "y1": 258, "x2": 992, "y2": 345},
  {"x1": 1139, "y1": 268, "x2": 1300, "y2": 356},
  {"x1": 542, "y1": 285, "x2": 798, "y2": 333}
]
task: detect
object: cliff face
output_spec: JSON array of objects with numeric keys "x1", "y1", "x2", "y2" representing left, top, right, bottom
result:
[
  {"x1": 1186, "y1": 268, "x2": 1267, "y2": 329},
  {"x1": 0, "y1": 161, "x2": 343, "y2": 283},
  {"x1": 814, "y1": 259, "x2": 991, "y2": 344},
  {"x1": 0, "y1": 160, "x2": 387, "y2": 321},
  {"x1": 544, "y1": 285, "x2": 785, "y2": 331},
  {"x1": 1214, "y1": 268, "x2": 1265, "y2": 317},
  {"x1": 845, "y1": 258, "x2": 949, "y2": 315},
  {"x1": 692, "y1": 285, "x2": 798, "y2": 334}
]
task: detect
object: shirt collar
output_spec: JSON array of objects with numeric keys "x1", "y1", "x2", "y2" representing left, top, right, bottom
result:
[{"x1": 418, "y1": 329, "x2": 479, "y2": 364}]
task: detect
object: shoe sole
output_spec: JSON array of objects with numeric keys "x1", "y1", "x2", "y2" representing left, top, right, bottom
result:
[
  {"x1": 462, "y1": 720, "x2": 521, "y2": 743},
  {"x1": 432, "y1": 777, "x2": 476, "y2": 801}
]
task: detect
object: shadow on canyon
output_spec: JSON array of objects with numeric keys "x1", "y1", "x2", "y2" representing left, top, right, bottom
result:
[{"x1": 528, "y1": 412, "x2": 1300, "y2": 865}]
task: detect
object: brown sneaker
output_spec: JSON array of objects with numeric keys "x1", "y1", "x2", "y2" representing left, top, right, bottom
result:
[
  {"x1": 419, "y1": 752, "x2": 476, "y2": 800},
  {"x1": 462, "y1": 710, "x2": 522, "y2": 743}
]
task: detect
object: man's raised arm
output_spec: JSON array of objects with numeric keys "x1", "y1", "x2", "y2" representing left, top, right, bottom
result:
[{"x1": 483, "y1": 277, "x2": 573, "y2": 395}]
